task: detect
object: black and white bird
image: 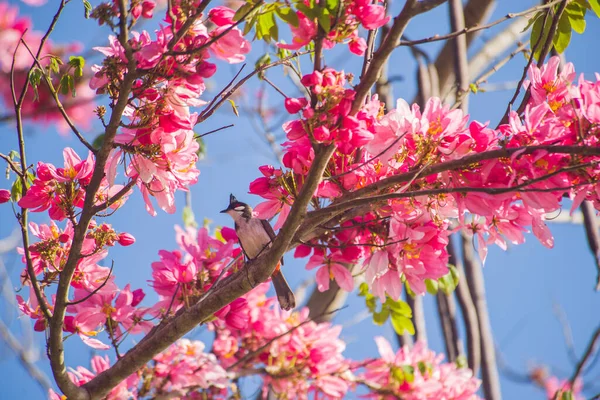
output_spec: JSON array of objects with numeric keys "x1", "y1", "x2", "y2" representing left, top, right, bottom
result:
[{"x1": 220, "y1": 194, "x2": 296, "y2": 311}]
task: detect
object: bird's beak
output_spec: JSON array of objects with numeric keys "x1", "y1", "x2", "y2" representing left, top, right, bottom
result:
[{"x1": 219, "y1": 207, "x2": 229, "y2": 214}]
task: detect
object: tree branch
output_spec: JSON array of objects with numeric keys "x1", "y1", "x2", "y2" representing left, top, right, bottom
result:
[
  {"x1": 449, "y1": 0, "x2": 469, "y2": 111},
  {"x1": 450, "y1": 234, "x2": 481, "y2": 375},
  {"x1": 570, "y1": 325, "x2": 600, "y2": 385},
  {"x1": 580, "y1": 201, "x2": 600, "y2": 290},
  {"x1": 351, "y1": 0, "x2": 447, "y2": 114},
  {"x1": 400, "y1": 0, "x2": 561, "y2": 47},
  {"x1": 436, "y1": 291, "x2": 463, "y2": 362},
  {"x1": 461, "y1": 234, "x2": 502, "y2": 400},
  {"x1": 47, "y1": 2, "x2": 140, "y2": 397}
]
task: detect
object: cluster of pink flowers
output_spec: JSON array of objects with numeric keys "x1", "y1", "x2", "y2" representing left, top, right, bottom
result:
[
  {"x1": 278, "y1": 0, "x2": 389, "y2": 55},
  {"x1": 17, "y1": 148, "x2": 130, "y2": 220},
  {"x1": 249, "y1": 56, "x2": 600, "y2": 301},
  {"x1": 0, "y1": 2, "x2": 95, "y2": 132},
  {"x1": 213, "y1": 283, "x2": 350, "y2": 399},
  {"x1": 356, "y1": 337, "x2": 481, "y2": 399},
  {"x1": 16, "y1": 216, "x2": 149, "y2": 349},
  {"x1": 93, "y1": 1, "x2": 250, "y2": 215},
  {"x1": 149, "y1": 224, "x2": 251, "y2": 330},
  {"x1": 48, "y1": 341, "x2": 230, "y2": 399}
]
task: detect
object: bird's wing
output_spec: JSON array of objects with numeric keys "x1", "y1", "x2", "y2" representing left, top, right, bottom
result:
[
  {"x1": 235, "y1": 222, "x2": 250, "y2": 261},
  {"x1": 261, "y1": 219, "x2": 284, "y2": 266}
]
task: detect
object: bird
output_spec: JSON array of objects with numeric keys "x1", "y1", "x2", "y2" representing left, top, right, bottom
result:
[{"x1": 220, "y1": 194, "x2": 296, "y2": 310}]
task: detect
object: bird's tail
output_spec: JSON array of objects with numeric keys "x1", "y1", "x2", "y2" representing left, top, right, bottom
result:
[{"x1": 271, "y1": 262, "x2": 296, "y2": 311}]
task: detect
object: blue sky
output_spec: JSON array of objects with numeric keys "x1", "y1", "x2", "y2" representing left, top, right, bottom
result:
[{"x1": 0, "y1": 0, "x2": 599, "y2": 398}]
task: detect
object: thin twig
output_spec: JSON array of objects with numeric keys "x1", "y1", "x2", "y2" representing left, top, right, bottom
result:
[
  {"x1": 226, "y1": 306, "x2": 347, "y2": 371},
  {"x1": 195, "y1": 124, "x2": 234, "y2": 139},
  {"x1": 570, "y1": 325, "x2": 600, "y2": 385},
  {"x1": 552, "y1": 302, "x2": 578, "y2": 364},
  {"x1": 398, "y1": 0, "x2": 562, "y2": 47},
  {"x1": 19, "y1": 39, "x2": 95, "y2": 153},
  {"x1": 66, "y1": 261, "x2": 115, "y2": 306}
]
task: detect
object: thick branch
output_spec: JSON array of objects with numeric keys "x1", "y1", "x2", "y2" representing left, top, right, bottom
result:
[
  {"x1": 461, "y1": 234, "x2": 501, "y2": 400},
  {"x1": 47, "y1": 3, "x2": 140, "y2": 397},
  {"x1": 449, "y1": 0, "x2": 469, "y2": 111},
  {"x1": 580, "y1": 201, "x2": 600, "y2": 290},
  {"x1": 450, "y1": 234, "x2": 481, "y2": 375},
  {"x1": 433, "y1": 0, "x2": 495, "y2": 97},
  {"x1": 351, "y1": 0, "x2": 447, "y2": 113},
  {"x1": 410, "y1": 294, "x2": 427, "y2": 344},
  {"x1": 436, "y1": 291, "x2": 463, "y2": 362}
]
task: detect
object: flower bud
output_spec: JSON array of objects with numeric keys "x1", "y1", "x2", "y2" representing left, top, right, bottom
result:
[
  {"x1": 284, "y1": 97, "x2": 308, "y2": 114},
  {"x1": 0, "y1": 189, "x2": 10, "y2": 204},
  {"x1": 118, "y1": 233, "x2": 136, "y2": 246}
]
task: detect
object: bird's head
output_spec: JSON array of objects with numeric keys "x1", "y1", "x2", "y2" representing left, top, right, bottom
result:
[{"x1": 220, "y1": 194, "x2": 252, "y2": 221}]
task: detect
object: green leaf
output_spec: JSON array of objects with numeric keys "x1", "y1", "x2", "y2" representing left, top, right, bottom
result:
[
  {"x1": 456, "y1": 355, "x2": 468, "y2": 369},
  {"x1": 438, "y1": 266, "x2": 458, "y2": 295},
  {"x1": 244, "y1": 14, "x2": 258, "y2": 36},
  {"x1": 275, "y1": 7, "x2": 299, "y2": 27},
  {"x1": 228, "y1": 99, "x2": 239, "y2": 117},
  {"x1": 589, "y1": 0, "x2": 600, "y2": 18},
  {"x1": 365, "y1": 295, "x2": 376, "y2": 313},
  {"x1": 561, "y1": 390, "x2": 575, "y2": 400},
  {"x1": 28, "y1": 68, "x2": 42, "y2": 101},
  {"x1": 425, "y1": 278, "x2": 438, "y2": 295},
  {"x1": 522, "y1": 11, "x2": 543, "y2": 33},
  {"x1": 11, "y1": 178, "x2": 22, "y2": 202},
  {"x1": 385, "y1": 298, "x2": 412, "y2": 317},
  {"x1": 530, "y1": 12, "x2": 551, "y2": 60},
  {"x1": 317, "y1": 7, "x2": 331, "y2": 32},
  {"x1": 358, "y1": 282, "x2": 370, "y2": 296},
  {"x1": 391, "y1": 366, "x2": 405, "y2": 384},
  {"x1": 390, "y1": 312, "x2": 415, "y2": 335},
  {"x1": 82, "y1": 0, "x2": 92, "y2": 18},
  {"x1": 417, "y1": 361, "x2": 429, "y2": 376},
  {"x1": 49, "y1": 57, "x2": 61, "y2": 75},
  {"x1": 233, "y1": 3, "x2": 254, "y2": 22},
  {"x1": 401, "y1": 365, "x2": 415, "y2": 383},
  {"x1": 92, "y1": 134, "x2": 105, "y2": 150},
  {"x1": 296, "y1": 3, "x2": 318, "y2": 20},
  {"x1": 566, "y1": 9, "x2": 586, "y2": 34},
  {"x1": 59, "y1": 74, "x2": 74, "y2": 96},
  {"x1": 182, "y1": 206, "x2": 198, "y2": 228},
  {"x1": 69, "y1": 56, "x2": 85, "y2": 78},
  {"x1": 8, "y1": 150, "x2": 19, "y2": 160},
  {"x1": 405, "y1": 281, "x2": 416, "y2": 298},
  {"x1": 325, "y1": 0, "x2": 339, "y2": 13},
  {"x1": 68, "y1": 56, "x2": 85, "y2": 70},
  {"x1": 372, "y1": 307, "x2": 390, "y2": 325},
  {"x1": 553, "y1": 12, "x2": 572, "y2": 53}
]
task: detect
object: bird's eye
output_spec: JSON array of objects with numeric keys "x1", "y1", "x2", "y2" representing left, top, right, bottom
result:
[{"x1": 234, "y1": 206, "x2": 245, "y2": 211}]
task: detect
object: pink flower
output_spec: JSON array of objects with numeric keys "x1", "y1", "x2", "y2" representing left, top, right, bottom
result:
[
  {"x1": 0, "y1": 189, "x2": 10, "y2": 203},
  {"x1": 277, "y1": 12, "x2": 317, "y2": 50},
  {"x1": 284, "y1": 97, "x2": 308, "y2": 114},
  {"x1": 307, "y1": 249, "x2": 354, "y2": 292},
  {"x1": 348, "y1": 36, "x2": 367, "y2": 55},
  {"x1": 117, "y1": 232, "x2": 136, "y2": 246},
  {"x1": 359, "y1": 337, "x2": 482, "y2": 399},
  {"x1": 209, "y1": 6, "x2": 236, "y2": 26},
  {"x1": 210, "y1": 26, "x2": 251, "y2": 63},
  {"x1": 351, "y1": 0, "x2": 390, "y2": 30}
]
